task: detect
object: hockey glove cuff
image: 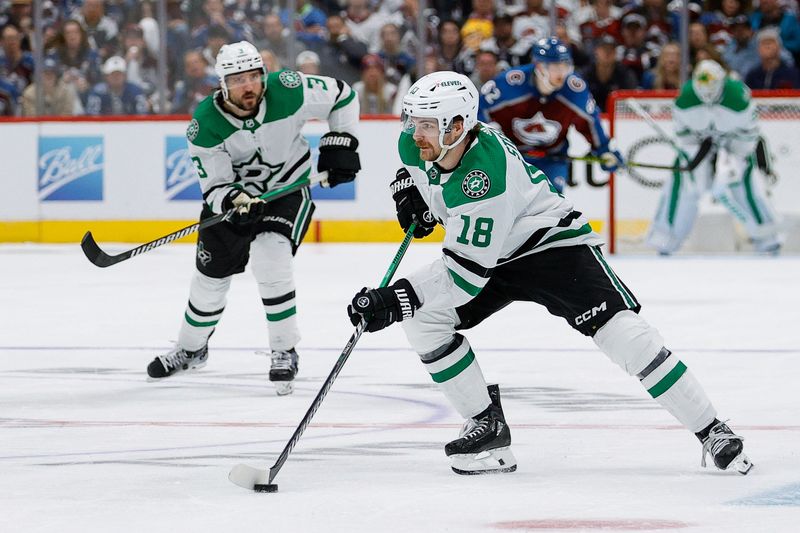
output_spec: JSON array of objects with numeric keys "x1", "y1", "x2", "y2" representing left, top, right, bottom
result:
[
  {"x1": 347, "y1": 278, "x2": 421, "y2": 332},
  {"x1": 226, "y1": 190, "x2": 267, "y2": 225},
  {"x1": 391, "y1": 168, "x2": 437, "y2": 239},
  {"x1": 318, "y1": 131, "x2": 361, "y2": 187},
  {"x1": 599, "y1": 149, "x2": 624, "y2": 172}
]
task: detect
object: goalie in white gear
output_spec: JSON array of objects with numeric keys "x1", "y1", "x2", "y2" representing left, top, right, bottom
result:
[
  {"x1": 646, "y1": 59, "x2": 782, "y2": 255},
  {"x1": 146, "y1": 41, "x2": 361, "y2": 395},
  {"x1": 347, "y1": 71, "x2": 752, "y2": 475}
]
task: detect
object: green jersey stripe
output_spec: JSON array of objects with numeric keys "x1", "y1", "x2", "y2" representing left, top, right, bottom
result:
[
  {"x1": 184, "y1": 313, "x2": 219, "y2": 328},
  {"x1": 430, "y1": 349, "x2": 476, "y2": 383},
  {"x1": 647, "y1": 361, "x2": 687, "y2": 398},
  {"x1": 539, "y1": 223, "x2": 593, "y2": 247},
  {"x1": 332, "y1": 89, "x2": 356, "y2": 111},
  {"x1": 448, "y1": 268, "x2": 483, "y2": 297},
  {"x1": 267, "y1": 306, "x2": 297, "y2": 322}
]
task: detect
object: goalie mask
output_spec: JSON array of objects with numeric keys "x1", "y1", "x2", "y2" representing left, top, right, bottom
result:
[
  {"x1": 215, "y1": 41, "x2": 266, "y2": 102},
  {"x1": 401, "y1": 72, "x2": 479, "y2": 163},
  {"x1": 692, "y1": 60, "x2": 726, "y2": 104}
]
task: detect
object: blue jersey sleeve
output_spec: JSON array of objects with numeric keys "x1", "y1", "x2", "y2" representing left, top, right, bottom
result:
[{"x1": 556, "y1": 73, "x2": 612, "y2": 153}]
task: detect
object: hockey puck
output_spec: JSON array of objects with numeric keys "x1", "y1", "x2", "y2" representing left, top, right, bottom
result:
[{"x1": 254, "y1": 483, "x2": 278, "y2": 493}]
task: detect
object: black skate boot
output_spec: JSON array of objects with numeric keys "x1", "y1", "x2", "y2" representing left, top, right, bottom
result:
[
  {"x1": 269, "y1": 348, "x2": 299, "y2": 396},
  {"x1": 697, "y1": 419, "x2": 753, "y2": 474},
  {"x1": 445, "y1": 384, "x2": 517, "y2": 475},
  {"x1": 147, "y1": 344, "x2": 208, "y2": 380}
]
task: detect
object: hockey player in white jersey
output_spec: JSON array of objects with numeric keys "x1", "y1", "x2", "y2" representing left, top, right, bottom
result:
[
  {"x1": 147, "y1": 41, "x2": 360, "y2": 395},
  {"x1": 647, "y1": 60, "x2": 782, "y2": 255},
  {"x1": 347, "y1": 71, "x2": 752, "y2": 475}
]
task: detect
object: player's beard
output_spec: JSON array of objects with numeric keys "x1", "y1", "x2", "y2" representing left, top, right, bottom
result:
[
  {"x1": 232, "y1": 88, "x2": 262, "y2": 112},
  {"x1": 416, "y1": 140, "x2": 440, "y2": 161}
]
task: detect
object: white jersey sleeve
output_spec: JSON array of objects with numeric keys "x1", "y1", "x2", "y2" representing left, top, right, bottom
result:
[{"x1": 297, "y1": 72, "x2": 360, "y2": 136}]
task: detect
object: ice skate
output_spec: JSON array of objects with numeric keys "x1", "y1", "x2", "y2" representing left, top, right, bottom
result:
[
  {"x1": 147, "y1": 344, "x2": 208, "y2": 381},
  {"x1": 698, "y1": 420, "x2": 753, "y2": 475},
  {"x1": 269, "y1": 348, "x2": 299, "y2": 396},
  {"x1": 445, "y1": 385, "x2": 517, "y2": 475}
]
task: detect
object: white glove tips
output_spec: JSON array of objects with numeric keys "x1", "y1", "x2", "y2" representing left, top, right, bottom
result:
[{"x1": 229, "y1": 191, "x2": 267, "y2": 225}]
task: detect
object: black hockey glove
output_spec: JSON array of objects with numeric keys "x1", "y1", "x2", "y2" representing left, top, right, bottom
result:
[
  {"x1": 347, "y1": 279, "x2": 421, "y2": 332},
  {"x1": 225, "y1": 190, "x2": 268, "y2": 226},
  {"x1": 317, "y1": 131, "x2": 361, "y2": 187},
  {"x1": 391, "y1": 168, "x2": 437, "y2": 238}
]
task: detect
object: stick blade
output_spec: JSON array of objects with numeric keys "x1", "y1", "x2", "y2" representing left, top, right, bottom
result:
[
  {"x1": 80, "y1": 231, "x2": 115, "y2": 268},
  {"x1": 228, "y1": 464, "x2": 269, "y2": 490}
]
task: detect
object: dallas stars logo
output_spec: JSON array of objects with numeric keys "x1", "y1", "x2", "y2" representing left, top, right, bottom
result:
[
  {"x1": 427, "y1": 166, "x2": 440, "y2": 184},
  {"x1": 232, "y1": 151, "x2": 284, "y2": 193},
  {"x1": 462, "y1": 170, "x2": 490, "y2": 199},
  {"x1": 279, "y1": 70, "x2": 301, "y2": 89}
]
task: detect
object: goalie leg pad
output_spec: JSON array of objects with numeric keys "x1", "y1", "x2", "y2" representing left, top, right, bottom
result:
[
  {"x1": 646, "y1": 163, "x2": 705, "y2": 254},
  {"x1": 178, "y1": 270, "x2": 231, "y2": 351},
  {"x1": 251, "y1": 232, "x2": 299, "y2": 351}
]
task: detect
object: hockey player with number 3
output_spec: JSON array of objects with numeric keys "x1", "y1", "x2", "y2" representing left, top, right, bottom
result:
[
  {"x1": 478, "y1": 37, "x2": 623, "y2": 193},
  {"x1": 146, "y1": 41, "x2": 361, "y2": 395},
  {"x1": 347, "y1": 71, "x2": 752, "y2": 476},
  {"x1": 646, "y1": 60, "x2": 783, "y2": 255}
]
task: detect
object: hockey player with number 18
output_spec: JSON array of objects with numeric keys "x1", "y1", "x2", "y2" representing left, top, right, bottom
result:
[
  {"x1": 146, "y1": 41, "x2": 361, "y2": 395},
  {"x1": 646, "y1": 59, "x2": 783, "y2": 255},
  {"x1": 347, "y1": 71, "x2": 752, "y2": 476},
  {"x1": 478, "y1": 37, "x2": 623, "y2": 193}
]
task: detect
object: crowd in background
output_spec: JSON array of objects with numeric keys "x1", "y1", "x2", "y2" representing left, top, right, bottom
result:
[{"x1": 1, "y1": 0, "x2": 800, "y2": 117}]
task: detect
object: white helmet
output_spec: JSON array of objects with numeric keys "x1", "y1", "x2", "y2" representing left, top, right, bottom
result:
[
  {"x1": 401, "y1": 71, "x2": 479, "y2": 162},
  {"x1": 692, "y1": 60, "x2": 726, "y2": 104},
  {"x1": 215, "y1": 41, "x2": 266, "y2": 100}
]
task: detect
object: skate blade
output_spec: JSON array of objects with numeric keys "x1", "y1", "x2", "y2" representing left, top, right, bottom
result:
[
  {"x1": 729, "y1": 453, "x2": 754, "y2": 475},
  {"x1": 273, "y1": 381, "x2": 294, "y2": 396},
  {"x1": 146, "y1": 360, "x2": 207, "y2": 382},
  {"x1": 450, "y1": 446, "x2": 517, "y2": 475}
]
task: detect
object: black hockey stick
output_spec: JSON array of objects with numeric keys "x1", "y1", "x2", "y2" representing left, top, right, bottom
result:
[
  {"x1": 546, "y1": 153, "x2": 694, "y2": 172},
  {"x1": 228, "y1": 223, "x2": 417, "y2": 493},
  {"x1": 80, "y1": 172, "x2": 328, "y2": 267}
]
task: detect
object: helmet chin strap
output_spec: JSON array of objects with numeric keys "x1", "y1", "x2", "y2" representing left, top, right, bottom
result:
[{"x1": 434, "y1": 125, "x2": 469, "y2": 163}]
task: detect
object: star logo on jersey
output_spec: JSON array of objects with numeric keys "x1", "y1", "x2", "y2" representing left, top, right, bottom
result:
[
  {"x1": 279, "y1": 70, "x2": 301, "y2": 89},
  {"x1": 427, "y1": 166, "x2": 440, "y2": 185},
  {"x1": 232, "y1": 151, "x2": 284, "y2": 193},
  {"x1": 462, "y1": 170, "x2": 490, "y2": 199},
  {"x1": 512, "y1": 112, "x2": 562, "y2": 146},
  {"x1": 186, "y1": 119, "x2": 199, "y2": 142}
]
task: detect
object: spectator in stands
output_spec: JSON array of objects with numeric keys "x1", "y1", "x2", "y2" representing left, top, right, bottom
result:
[
  {"x1": 85, "y1": 55, "x2": 149, "y2": 115},
  {"x1": 202, "y1": 24, "x2": 230, "y2": 69},
  {"x1": 745, "y1": 28, "x2": 800, "y2": 89},
  {"x1": 434, "y1": 19, "x2": 463, "y2": 72},
  {"x1": 21, "y1": 57, "x2": 83, "y2": 116},
  {"x1": 512, "y1": 0, "x2": 550, "y2": 44},
  {"x1": 461, "y1": 0, "x2": 495, "y2": 46},
  {"x1": 122, "y1": 24, "x2": 157, "y2": 95},
  {"x1": 483, "y1": 14, "x2": 531, "y2": 70},
  {"x1": 639, "y1": 0, "x2": 672, "y2": 49},
  {"x1": 556, "y1": 21, "x2": 591, "y2": 70},
  {"x1": 751, "y1": 0, "x2": 800, "y2": 62},
  {"x1": 723, "y1": 14, "x2": 761, "y2": 77},
  {"x1": 689, "y1": 21, "x2": 711, "y2": 63},
  {"x1": 344, "y1": 0, "x2": 400, "y2": 53},
  {"x1": 260, "y1": 49, "x2": 281, "y2": 72},
  {"x1": 280, "y1": 0, "x2": 327, "y2": 46},
  {"x1": 48, "y1": 19, "x2": 102, "y2": 88},
  {"x1": 470, "y1": 47, "x2": 500, "y2": 88},
  {"x1": 377, "y1": 22, "x2": 415, "y2": 85},
  {"x1": 73, "y1": 0, "x2": 119, "y2": 59},
  {"x1": 255, "y1": 13, "x2": 304, "y2": 70},
  {"x1": 618, "y1": 12, "x2": 658, "y2": 83},
  {"x1": 191, "y1": 0, "x2": 249, "y2": 49},
  {"x1": 314, "y1": 14, "x2": 366, "y2": 85},
  {"x1": 642, "y1": 40, "x2": 682, "y2": 89},
  {"x1": 171, "y1": 49, "x2": 217, "y2": 114},
  {"x1": 296, "y1": 50, "x2": 321, "y2": 75},
  {"x1": 0, "y1": 77, "x2": 19, "y2": 116},
  {"x1": 165, "y1": 0, "x2": 191, "y2": 87},
  {"x1": 582, "y1": 34, "x2": 637, "y2": 112},
  {"x1": 353, "y1": 53, "x2": 397, "y2": 115},
  {"x1": 701, "y1": 0, "x2": 751, "y2": 51},
  {"x1": 2, "y1": 0, "x2": 33, "y2": 31},
  {"x1": 1, "y1": 23, "x2": 34, "y2": 94},
  {"x1": 575, "y1": 0, "x2": 623, "y2": 52},
  {"x1": 694, "y1": 43, "x2": 727, "y2": 66}
]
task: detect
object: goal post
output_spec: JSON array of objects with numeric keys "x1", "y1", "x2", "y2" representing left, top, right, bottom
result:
[{"x1": 607, "y1": 89, "x2": 800, "y2": 254}]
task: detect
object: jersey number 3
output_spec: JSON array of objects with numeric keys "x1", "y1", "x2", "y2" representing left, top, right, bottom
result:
[{"x1": 457, "y1": 215, "x2": 493, "y2": 247}]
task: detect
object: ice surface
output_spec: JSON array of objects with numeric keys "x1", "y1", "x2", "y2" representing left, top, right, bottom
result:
[{"x1": 1, "y1": 243, "x2": 799, "y2": 532}]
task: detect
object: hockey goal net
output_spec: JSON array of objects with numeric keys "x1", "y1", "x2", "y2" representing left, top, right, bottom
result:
[{"x1": 607, "y1": 89, "x2": 800, "y2": 254}]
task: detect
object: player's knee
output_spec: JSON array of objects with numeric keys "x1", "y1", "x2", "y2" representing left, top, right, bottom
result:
[
  {"x1": 251, "y1": 232, "x2": 293, "y2": 282},
  {"x1": 593, "y1": 310, "x2": 664, "y2": 376},
  {"x1": 191, "y1": 270, "x2": 231, "y2": 306},
  {"x1": 401, "y1": 312, "x2": 457, "y2": 356}
]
